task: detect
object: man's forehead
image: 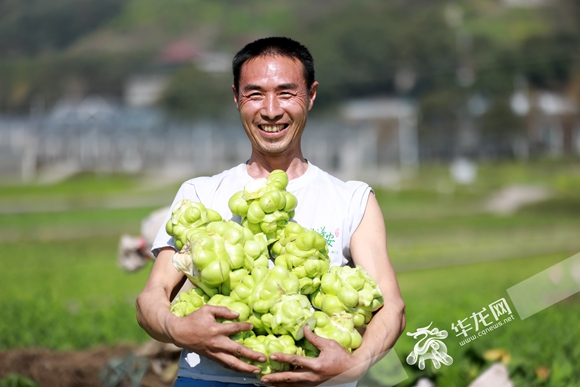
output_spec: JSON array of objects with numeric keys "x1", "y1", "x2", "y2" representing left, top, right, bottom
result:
[
  {"x1": 239, "y1": 55, "x2": 305, "y2": 85},
  {"x1": 242, "y1": 54, "x2": 302, "y2": 69}
]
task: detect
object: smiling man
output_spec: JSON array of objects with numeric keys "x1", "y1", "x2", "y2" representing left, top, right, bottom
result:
[{"x1": 136, "y1": 37, "x2": 406, "y2": 387}]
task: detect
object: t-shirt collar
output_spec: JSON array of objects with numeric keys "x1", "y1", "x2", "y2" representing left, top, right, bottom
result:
[{"x1": 235, "y1": 161, "x2": 318, "y2": 191}]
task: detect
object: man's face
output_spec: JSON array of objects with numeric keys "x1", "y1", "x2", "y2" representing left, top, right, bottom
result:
[{"x1": 233, "y1": 55, "x2": 318, "y2": 157}]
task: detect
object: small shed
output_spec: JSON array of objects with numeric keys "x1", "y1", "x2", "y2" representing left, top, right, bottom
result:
[{"x1": 341, "y1": 98, "x2": 419, "y2": 172}]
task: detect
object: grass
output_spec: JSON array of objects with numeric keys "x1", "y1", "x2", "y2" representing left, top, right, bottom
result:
[
  {"x1": 360, "y1": 158, "x2": 580, "y2": 386},
  {"x1": 385, "y1": 212, "x2": 580, "y2": 270},
  {"x1": 0, "y1": 159, "x2": 579, "y2": 386},
  {"x1": 0, "y1": 172, "x2": 180, "y2": 214},
  {"x1": 0, "y1": 173, "x2": 141, "y2": 200},
  {"x1": 2, "y1": 236, "x2": 150, "y2": 301},
  {"x1": 0, "y1": 236, "x2": 153, "y2": 350},
  {"x1": 361, "y1": 252, "x2": 580, "y2": 386},
  {"x1": 0, "y1": 207, "x2": 160, "y2": 242}
]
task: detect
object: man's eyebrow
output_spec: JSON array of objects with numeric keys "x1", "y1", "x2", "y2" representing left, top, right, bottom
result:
[
  {"x1": 241, "y1": 83, "x2": 299, "y2": 92},
  {"x1": 242, "y1": 84, "x2": 263, "y2": 92},
  {"x1": 277, "y1": 83, "x2": 299, "y2": 90}
]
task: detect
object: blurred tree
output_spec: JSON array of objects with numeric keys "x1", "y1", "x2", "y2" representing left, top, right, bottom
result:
[
  {"x1": 0, "y1": 0, "x2": 126, "y2": 58},
  {"x1": 0, "y1": 52, "x2": 151, "y2": 114},
  {"x1": 292, "y1": 1, "x2": 458, "y2": 108},
  {"x1": 550, "y1": 0, "x2": 580, "y2": 35},
  {"x1": 0, "y1": 0, "x2": 578, "y2": 160},
  {"x1": 510, "y1": 34, "x2": 578, "y2": 90},
  {"x1": 159, "y1": 65, "x2": 233, "y2": 119}
]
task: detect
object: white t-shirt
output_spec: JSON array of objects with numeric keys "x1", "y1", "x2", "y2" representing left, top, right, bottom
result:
[{"x1": 152, "y1": 162, "x2": 372, "y2": 386}]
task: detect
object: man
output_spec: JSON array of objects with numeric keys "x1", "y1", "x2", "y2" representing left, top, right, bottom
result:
[{"x1": 136, "y1": 37, "x2": 406, "y2": 387}]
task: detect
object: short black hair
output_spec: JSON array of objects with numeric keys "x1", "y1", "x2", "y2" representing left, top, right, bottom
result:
[{"x1": 232, "y1": 37, "x2": 315, "y2": 93}]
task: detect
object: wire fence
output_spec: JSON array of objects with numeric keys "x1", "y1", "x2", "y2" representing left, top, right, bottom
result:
[{"x1": 0, "y1": 114, "x2": 409, "y2": 186}]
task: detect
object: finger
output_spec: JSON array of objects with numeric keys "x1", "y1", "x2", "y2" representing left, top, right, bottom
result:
[
  {"x1": 200, "y1": 334, "x2": 266, "y2": 364},
  {"x1": 231, "y1": 342, "x2": 267, "y2": 363},
  {"x1": 211, "y1": 340, "x2": 267, "y2": 370},
  {"x1": 208, "y1": 332, "x2": 266, "y2": 363},
  {"x1": 205, "y1": 305, "x2": 240, "y2": 320},
  {"x1": 303, "y1": 327, "x2": 346, "y2": 353},
  {"x1": 302, "y1": 326, "x2": 327, "y2": 349},
  {"x1": 213, "y1": 353, "x2": 264, "y2": 375},
  {"x1": 218, "y1": 321, "x2": 254, "y2": 336},
  {"x1": 269, "y1": 352, "x2": 314, "y2": 369}
]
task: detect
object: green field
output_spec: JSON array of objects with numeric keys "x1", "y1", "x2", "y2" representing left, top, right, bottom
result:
[{"x1": 1, "y1": 160, "x2": 579, "y2": 386}]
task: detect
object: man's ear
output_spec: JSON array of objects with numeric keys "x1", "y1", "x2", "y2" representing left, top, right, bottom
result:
[
  {"x1": 232, "y1": 85, "x2": 240, "y2": 108},
  {"x1": 307, "y1": 81, "x2": 319, "y2": 111}
]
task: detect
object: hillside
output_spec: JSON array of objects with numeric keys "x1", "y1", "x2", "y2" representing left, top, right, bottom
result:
[{"x1": 0, "y1": 0, "x2": 577, "y2": 123}]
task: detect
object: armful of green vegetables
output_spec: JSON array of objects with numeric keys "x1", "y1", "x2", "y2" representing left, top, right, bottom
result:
[{"x1": 166, "y1": 170, "x2": 385, "y2": 379}]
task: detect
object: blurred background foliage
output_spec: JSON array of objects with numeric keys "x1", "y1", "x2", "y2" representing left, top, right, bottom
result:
[
  {"x1": 1, "y1": 159, "x2": 579, "y2": 387},
  {"x1": 0, "y1": 0, "x2": 579, "y2": 124},
  {"x1": 1, "y1": 1, "x2": 580, "y2": 386}
]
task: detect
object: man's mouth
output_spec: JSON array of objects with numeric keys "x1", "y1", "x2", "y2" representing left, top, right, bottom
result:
[{"x1": 259, "y1": 124, "x2": 288, "y2": 133}]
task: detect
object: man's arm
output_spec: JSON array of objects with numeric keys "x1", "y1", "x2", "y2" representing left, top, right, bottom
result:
[
  {"x1": 348, "y1": 192, "x2": 406, "y2": 369},
  {"x1": 135, "y1": 247, "x2": 267, "y2": 373},
  {"x1": 260, "y1": 193, "x2": 406, "y2": 386}
]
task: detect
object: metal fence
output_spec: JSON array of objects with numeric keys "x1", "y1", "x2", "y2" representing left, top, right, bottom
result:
[
  {"x1": 2, "y1": 94, "x2": 579, "y2": 186},
  {"x1": 0, "y1": 114, "x2": 406, "y2": 187}
]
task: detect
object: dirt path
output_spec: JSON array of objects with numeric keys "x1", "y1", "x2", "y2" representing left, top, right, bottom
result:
[{"x1": 0, "y1": 344, "x2": 176, "y2": 387}]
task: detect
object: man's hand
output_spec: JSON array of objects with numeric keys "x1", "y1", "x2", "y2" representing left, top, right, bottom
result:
[
  {"x1": 136, "y1": 248, "x2": 266, "y2": 375},
  {"x1": 168, "y1": 304, "x2": 267, "y2": 373},
  {"x1": 259, "y1": 328, "x2": 367, "y2": 387},
  {"x1": 258, "y1": 193, "x2": 406, "y2": 386},
  {"x1": 143, "y1": 298, "x2": 268, "y2": 375}
]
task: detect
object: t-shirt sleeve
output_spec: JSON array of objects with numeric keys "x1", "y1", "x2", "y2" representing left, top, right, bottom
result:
[
  {"x1": 346, "y1": 181, "x2": 373, "y2": 237},
  {"x1": 340, "y1": 181, "x2": 372, "y2": 264},
  {"x1": 151, "y1": 182, "x2": 201, "y2": 258}
]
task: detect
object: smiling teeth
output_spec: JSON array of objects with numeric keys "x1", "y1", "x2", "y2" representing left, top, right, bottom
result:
[{"x1": 261, "y1": 125, "x2": 285, "y2": 132}]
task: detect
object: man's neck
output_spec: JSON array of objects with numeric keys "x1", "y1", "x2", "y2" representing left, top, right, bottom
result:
[{"x1": 246, "y1": 153, "x2": 309, "y2": 180}]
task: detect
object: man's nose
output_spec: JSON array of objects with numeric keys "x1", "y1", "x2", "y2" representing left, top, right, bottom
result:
[{"x1": 261, "y1": 94, "x2": 283, "y2": 120}]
